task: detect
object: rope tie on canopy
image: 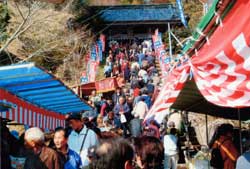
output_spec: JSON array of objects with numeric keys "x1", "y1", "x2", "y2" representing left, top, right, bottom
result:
[
  {"x1": 214, "y1": 11, "x2": 223, "y2": 27},
  {"x1": 188, "y1": 36, "x2": 199, "y2": 42},
  {"x1": 187, "y1": 59, "x2": 193, "y2": 80},
  {"x1": 189, "y1": 28, "x2": 211, "y2": 52},
  {"x1": 196, "y1": 28, "x2": 206, "y2": 37},
  {"x1": 206, "y1": 36, "x2": 210, "y2": 45},
  {"x1": 195, "y1": 48, "x2": 198, "y2": 57},
  {"x1": 196, "y1": 28, "x2": 210, "y2": 45}
]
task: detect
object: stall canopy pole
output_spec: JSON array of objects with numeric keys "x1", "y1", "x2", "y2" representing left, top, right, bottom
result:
[
  {"x1": 80, "y1": 85, "x2": 82, "y2": 98},
  {"x1": 168, "y1": 23, "x2": 173, "y2": 60},
  {"x1": 238, "y1": 108, "x2": 243, "y2": 154},
  {"x1": 205, "y1": 113, "x2": 209, "y2": 145}
]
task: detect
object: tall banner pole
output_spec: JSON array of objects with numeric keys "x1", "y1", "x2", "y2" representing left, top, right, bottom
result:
[
  {"x1": 168, "y1": 23, "x2": 173, "y2": 60},
  {"x1": 170, "y1": 31, "x2": 184, "y2": 47},
  {"x1": 176, "y1": 0, "x2": 188, "y2": 28}
]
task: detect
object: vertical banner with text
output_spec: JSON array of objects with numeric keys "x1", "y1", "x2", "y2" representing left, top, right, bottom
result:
[
  {"x1": 152, "y1": 29, "x2": 171, "y2": 76},
  {"x1": 87, "y1": 60, "x2": 98, "y2": 82}
]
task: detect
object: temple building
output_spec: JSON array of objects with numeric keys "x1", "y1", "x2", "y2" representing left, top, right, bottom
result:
[{"x1": 92, "y1": 4, "x2": 184, "y2": 41}]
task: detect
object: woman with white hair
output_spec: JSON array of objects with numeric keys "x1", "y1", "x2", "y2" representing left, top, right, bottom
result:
[{"x1": 24, "y1": 127, "x2": 63, "y2": 169}]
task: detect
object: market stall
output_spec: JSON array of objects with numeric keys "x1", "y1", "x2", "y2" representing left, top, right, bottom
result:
[
  {"x1": 146, "y1": 1, "x2": 250, "y2": 167},
  {"x1": 146, "y1": 0, "x2": 250, "y2": 123},
  {"x1": 0, "y1": 63, "x2": 92, "y2": 130},
  {"x1": 78, "y1": 77, "x2": 122, "y2": 98}
]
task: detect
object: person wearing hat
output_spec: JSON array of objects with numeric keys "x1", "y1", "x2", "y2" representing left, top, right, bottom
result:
[{"x1": 66, "y1": 113, "x2": 99, "y2": 168}]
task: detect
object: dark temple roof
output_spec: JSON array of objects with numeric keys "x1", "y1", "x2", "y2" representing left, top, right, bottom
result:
[{"x1": 97, "y1": 4, "x2": 182, "y2": 24}]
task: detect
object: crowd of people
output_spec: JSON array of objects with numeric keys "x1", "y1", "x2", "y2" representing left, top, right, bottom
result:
[
  {"x1": 86, "y1": 40, "x2": 161, "y2": 139},
  {"x1": 1, "y1": 114, "x2": 171, "y2": 169},
  {"x1": 2, "y1": 115, "x2": 250, "y2": 169},
  {"x1": 1, "y1": 40, "x2": 250, "y2": 169}
]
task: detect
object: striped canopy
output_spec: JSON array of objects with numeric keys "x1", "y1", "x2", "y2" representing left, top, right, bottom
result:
[
  {"x1": 147, "y1": 0, "x2": 250, "y2": 123},
  {"x1": 0, "y1": 63, "x2": 92, "y2": 129}
]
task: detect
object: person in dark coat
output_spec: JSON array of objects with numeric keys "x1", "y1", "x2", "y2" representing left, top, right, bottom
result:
[
  {"x1": 100, "y1": 98, "x2": 114, "y2": 117},
  {"x1": 53, "y1": 127, "x2": 82, "y2": 169},
  {"x1": 112, "y1": 87, "x2": 125, "y2": 105},
  {"x1": 24, "y1": 127, "x2": 63, "y2": 169},
  {"x1": 113, "y1": 96, "x2": 131, "y2": 137}
]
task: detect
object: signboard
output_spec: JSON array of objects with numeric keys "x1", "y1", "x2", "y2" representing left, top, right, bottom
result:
[
  {"x1": 152, "y1": 29, "x2": 171, "y2": 75},
  {"x1": 95, "y1": 77, "x2": 118, "y2": 93}
]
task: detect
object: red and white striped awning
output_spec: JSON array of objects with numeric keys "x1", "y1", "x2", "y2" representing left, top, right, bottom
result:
[
  {"x1": 191, "y1": 0, "x2": 250, "y2": 108},
  {"x1": 0, "y1": 63, "x2": 92, "y2": 130},
  {"x1": 147, "y1": 0, "x2": 250, "y2": 123},
  {"x1": 0, "y1": 89, "x2": 65, "y2": 130},
  {"x1": 145, "y1": 63, "x2": 190, "y2": 122}
]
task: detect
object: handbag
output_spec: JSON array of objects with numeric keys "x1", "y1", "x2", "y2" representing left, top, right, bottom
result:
[{"x1": 120, "y1": 114, "x2": 127, "y2": 123}]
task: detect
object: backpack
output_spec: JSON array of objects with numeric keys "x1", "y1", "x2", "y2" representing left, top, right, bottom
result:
[{"x1": 210, "y1": 139, "x2": 228, "y2": 169}]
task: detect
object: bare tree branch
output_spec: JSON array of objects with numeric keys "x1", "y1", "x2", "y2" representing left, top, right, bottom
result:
[
  {"x1": 0, "y1": 7, "x2": 31, "y2": 53},
  {"x1": 2, "y1": 0, "x2": 95, "y2": 86},
  {"x1": 5, "y1": 50, "x2": 14, "y2": 64},
  {"x1": 14, "y1": 0, "x2": 25, "y2": 21}
]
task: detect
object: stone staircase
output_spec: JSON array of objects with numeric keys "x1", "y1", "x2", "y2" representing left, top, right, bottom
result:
[{"x1": 155, "y1": 59, "x2": 162, "y2": 77}]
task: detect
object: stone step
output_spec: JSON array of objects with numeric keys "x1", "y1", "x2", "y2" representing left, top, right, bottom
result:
[{"x1": 155, "y1": 60, "x2": 162, "y2": 76}]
